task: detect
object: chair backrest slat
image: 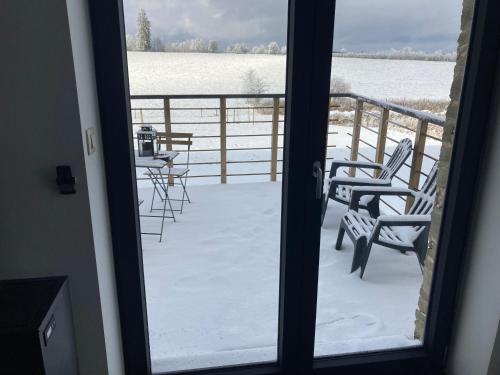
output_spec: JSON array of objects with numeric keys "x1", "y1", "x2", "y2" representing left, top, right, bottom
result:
[
  {"x1": 379, "y1": 138, "x2": 412, "y2": 180},
  {"x1": 156, "y1": 132, "x2": 193, "y2": 168},
  {"x1": 156, "y1": 132, "x2": 193, "y2": 146},
  {"x1": 393, "y1": 162, "x2": 438, "y2": 262},
  {"x1": 408, "y1": 161, "x2": 439, "y2": 216},
  {"x1": 157, "y1": 139, "x2": 193, "y2": 146},
  {"x1": 157, "y1": 132, "x2": 192, "y2": 138}
]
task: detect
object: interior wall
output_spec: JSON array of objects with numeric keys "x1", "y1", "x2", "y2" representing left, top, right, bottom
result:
[
  {"x1": 447, "y1": 54, "x2": 500, "y2": 375},
  {"x1": 66, "y1": 0, "x2": 125, "y2": 373},
  {"x1": 0, "y1": 1, "x2": 122, "y2": 373}
]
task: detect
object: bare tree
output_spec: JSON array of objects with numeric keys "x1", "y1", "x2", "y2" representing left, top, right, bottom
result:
[
  {"x1": 189, "y1": 38, "x2": 206, "y2": 52},
  {"x1": 330, "y1": 76, "x2": 351, "y2": 107},
  {"x1": 207, "y1": 40, "x2": 218, "y2": 53},
  {"x1": 242, "y1": 69, "x2": 268, "y2": 105},
  {"x1": 151, "y1": 37, "x2": 164, "y2": 52},
  {"x1": 267, "y1": 42, "x2": 280, "y2": 55},
  {"x1": 330, "y1": 76, "x2": 350, "y2": 94},
  {"x1": 226, "y1": 43, "x2": 250, "y2": 54}
]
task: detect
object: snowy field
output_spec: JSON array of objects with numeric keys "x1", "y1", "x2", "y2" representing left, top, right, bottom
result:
[
  {"x1": 129, "y1": 52, "x2": 449, "y2": 371},
  {"x1": 127, "y1": 52, "x2": 454, "y2": 100},
  {"x1": 128, "y1": 51, "x2": 446, "y2": 191},
  {"x1": 140, "y1": 182, "x2": 422, "y2": 372}
]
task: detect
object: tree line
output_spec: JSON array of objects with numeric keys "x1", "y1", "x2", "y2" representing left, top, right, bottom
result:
[
  {"x1": 332, "y1": 47, "x2": 456, "y2": 62},
  {"x1": 131, "y1": 9, "x2": 455, "y2": 62},
  {"x1": 128, "y1": 9, "x2": 286, "y2": 54}
]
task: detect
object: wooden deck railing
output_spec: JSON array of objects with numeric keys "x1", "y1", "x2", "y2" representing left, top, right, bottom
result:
[{"x1": 130, "y1": 93, "x2": 445, "y2": 213}]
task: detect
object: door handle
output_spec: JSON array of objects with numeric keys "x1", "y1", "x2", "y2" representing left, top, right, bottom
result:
[{"x1": 312, "y1": 161, "x2": 323, "y2": 200}]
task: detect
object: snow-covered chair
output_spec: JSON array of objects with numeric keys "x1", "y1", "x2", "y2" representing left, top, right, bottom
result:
[
  {"x1": 335, "y1": 162, "x2": 438, "y2": 279},
  {"x1": 322, "y1": 138, "x2": 412, "y2": 224}
]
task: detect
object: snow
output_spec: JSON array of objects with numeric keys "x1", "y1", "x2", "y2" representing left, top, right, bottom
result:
[
  {"x1": 127, "y1": 52, "x2": 454, "y2": 100},
  {"x1": 378, "y1": 215, "x2": 431, "y2": 223},
  {"x1": 127, "y1": 51, "x2": 447, "y2": 371},
  {"x1": 140, "y1": 182, "x2": 422, "y2": 372},
  {"x1": 329, "y1": 176, "x2": 390, "y2": 185}
]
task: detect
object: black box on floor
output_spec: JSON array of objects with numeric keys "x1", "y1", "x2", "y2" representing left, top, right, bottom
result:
[{"x1": 0, "y1": 277, "x2": 78, "y2": 374}]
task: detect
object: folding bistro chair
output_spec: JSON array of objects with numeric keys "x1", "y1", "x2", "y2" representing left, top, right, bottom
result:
[
  {"x1": 145, "y1": 132, "x2": 193, "y2": 214},
  {"x1": 136, "y1": 157, "x2": 176, "y2": 242}
]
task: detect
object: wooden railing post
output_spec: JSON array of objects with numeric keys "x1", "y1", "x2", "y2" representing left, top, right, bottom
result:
[
  {"x1": 220, "y1": 97, "x2": 227, "y2": 184},
  {"x1": 406, "y1": 120, "x2": 428, "y2": 212},
  {"x1": 163, "y1": 98, "x2": 174, "y2": 185},
  {"x1": 163, "y1": 98, "x2": 172, "y2": 140},
  {"x1": 349, "y1": 99, "x2": 364, "y2": 176},
  {"x1": 270, "y1": 97, "x2": 279, "y2": 181},
  {"x1": 373, "y1": 108, "x2": 389, "y2": 177}
]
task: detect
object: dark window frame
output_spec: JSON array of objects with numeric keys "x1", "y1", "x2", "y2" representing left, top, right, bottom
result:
[{"x1": 86, "y1": 0, "x2": 500, "y2": 374}]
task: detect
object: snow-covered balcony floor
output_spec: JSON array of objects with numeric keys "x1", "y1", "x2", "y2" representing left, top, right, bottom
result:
[{"x1": 139, "y1": 182, "x2": 423, "y2": 373}]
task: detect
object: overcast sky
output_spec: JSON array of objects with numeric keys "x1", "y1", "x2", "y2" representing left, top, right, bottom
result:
[{"x1": 123, "y1": 0, "x2": 462, "y2": 52}]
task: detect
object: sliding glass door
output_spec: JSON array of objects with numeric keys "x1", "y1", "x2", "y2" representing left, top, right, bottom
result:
[
  {"x1": 88, "y1": 0, "x2": 500, "y2": 373},
  {"x1": 312, "y1": 0, "x2": 471, "y2": 362},
  {"x1": 121, "y1": 1, "x2": 289, "y2": 371}
]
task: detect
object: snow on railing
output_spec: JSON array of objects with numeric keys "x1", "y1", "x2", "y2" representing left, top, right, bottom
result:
[{"x1": 130, "y1": 93, "x2": 444, "y2": 214}]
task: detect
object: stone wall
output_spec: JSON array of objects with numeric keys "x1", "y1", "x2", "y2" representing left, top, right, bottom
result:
[{"x1": 414, "y1": 0, "x2": 475, "y2": 339}]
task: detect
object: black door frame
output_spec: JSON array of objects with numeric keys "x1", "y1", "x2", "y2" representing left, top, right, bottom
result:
[
  {"x1": 87, "y1": 0, "x2": 500, "y2": 374},
  {"x1": 87, "y1": 0, "x2": 150, "y2": 373},
  {"x1": 278, "y1": 0, "x2": 336, "y2": 372}
]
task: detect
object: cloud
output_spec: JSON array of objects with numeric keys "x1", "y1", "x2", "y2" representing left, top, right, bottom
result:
[
  {"x1": 333, "y1": 0, "x2": 462, "y2": 51},
  {"x1": 123, "y1": 0, "x2": 288, "y2": 47},
  {"x1": 123, "y1": 0, "x2": 462, "y2": 52}
]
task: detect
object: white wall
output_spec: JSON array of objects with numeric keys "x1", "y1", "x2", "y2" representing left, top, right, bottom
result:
[
  {"x1": 66, "y1": 0, "x2": 125, "y2": 373},
  {"x1": 0, "y1": 1, "x2": 123, "y2": 373},
  {"x1": 447, "y1": 55, "x2": 500, "y2": 375}
]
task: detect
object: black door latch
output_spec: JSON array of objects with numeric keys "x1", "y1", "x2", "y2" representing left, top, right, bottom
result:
[{"x1": 56, "y1": 166, "x2": 76, "y2": 194}]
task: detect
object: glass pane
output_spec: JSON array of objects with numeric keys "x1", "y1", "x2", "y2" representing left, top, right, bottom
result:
[
  {"x1": 315, "y1": 0, "x2": 471, "y2": 357},
  {"x1": 122, "y1": 0, "x2": 288, "y2": 372}
]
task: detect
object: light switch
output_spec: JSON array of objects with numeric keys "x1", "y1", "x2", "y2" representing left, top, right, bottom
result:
[{"x1": 86, "y1": 127, "x2": 97, "y2": 155}]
